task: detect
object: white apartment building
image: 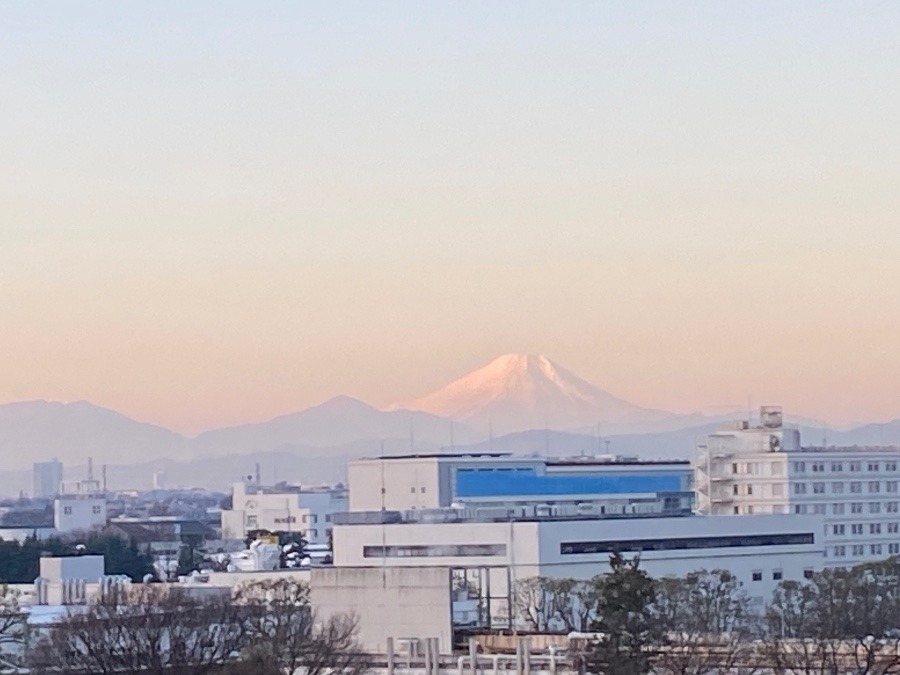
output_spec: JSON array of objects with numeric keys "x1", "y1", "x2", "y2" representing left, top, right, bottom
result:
[
  {"x1": 696, "y1": 406, "x2": 900, "y2": 567},
  {"x1": 220, "y1": 481, "x2": 347, "y2": 544}
]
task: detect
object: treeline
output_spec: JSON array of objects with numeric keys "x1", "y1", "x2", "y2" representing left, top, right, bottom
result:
[
  {"x1": 514, "y1": 552, "x2": 900, "y2": 674},
  {"x1": 1, "y1": 579, "x2": 366, "y2": 674},
  {"x1": 0, "y1": 532, "x2": 153, "y2": 583}
]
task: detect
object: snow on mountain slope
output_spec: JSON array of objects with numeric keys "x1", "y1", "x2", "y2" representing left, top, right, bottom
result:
[{"x1": 392, "y1": 353, "x2": 675, "y2": 435}]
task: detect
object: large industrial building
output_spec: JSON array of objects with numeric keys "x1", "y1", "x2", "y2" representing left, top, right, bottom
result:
[
  {"x1": 695, "y1": 406, "x2": 900, "y2": 566},
  {"x1": 348, "y1": 453, "x2": 694, "y2": 516}
]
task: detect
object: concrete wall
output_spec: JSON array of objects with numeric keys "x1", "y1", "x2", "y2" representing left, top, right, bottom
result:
[
  {"x1": 53, "y1": 496, "x2": 106, "y2": 533},
  {"x1": 39, "y1": 555, "x2": 105, "y2": 582},
  {"x1": 310, "y1": 566, "x2": 453, "y2": 653},
  {"x1": 349, "y1": 458, "x2": 443, "y2": 512}
]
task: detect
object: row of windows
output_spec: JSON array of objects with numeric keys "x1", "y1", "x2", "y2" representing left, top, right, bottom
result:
[
  {"x1": 831, "y1": 522, "x2": 900, "y2": 536},
  {"x1": 793, "y1": 481, "x2": 898, "y2": 494},
  {"x1": 794, "y1": 502, "x2": 900, "y2": 515},
  {"x1": 831, "y1": 543, "x2": 900, "y2": 558},
  {"x1": 795, "y1": 461, "x2": 898, "y2": 474},
  {"x1": 560, "y1": 533, "x2": 815, "y2": 555},
  {"x1": 363, "y1": 544, "x2": 507, "y2": 558}
]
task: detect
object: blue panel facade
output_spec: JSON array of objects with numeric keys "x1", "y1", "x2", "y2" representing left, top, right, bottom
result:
[{"x1": 454, "y1": 467, "x2": 683, "y2": 498}]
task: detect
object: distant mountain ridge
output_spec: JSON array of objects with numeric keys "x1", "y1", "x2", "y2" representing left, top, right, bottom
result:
[{"x1": 1, "y1": 353, "x2": 899, "y2": 493}]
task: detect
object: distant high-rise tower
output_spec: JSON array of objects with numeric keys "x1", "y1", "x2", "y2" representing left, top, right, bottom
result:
[
  {"x1": 152, "y1": 471, "x2": 167, "y2": 490},
  {"x1": 33, "y1": 459, "x2": 63, "y2": 499}
]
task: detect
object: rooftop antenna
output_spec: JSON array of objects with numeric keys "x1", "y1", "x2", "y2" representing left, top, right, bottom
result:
[
  {"x1": 102, "y1": 465, "x2": 107, "y2": 493},
  {"x1": 87, "y1": 457, "x2": 94, "y2": 483},
  {"x1": 254, "y1": 462, "x2": 261, "y2": 487}
]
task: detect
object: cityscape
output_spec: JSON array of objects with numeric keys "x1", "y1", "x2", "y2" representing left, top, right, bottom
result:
[{"x1": 3, "y1": 3, "x2": 900, "y2": 674}]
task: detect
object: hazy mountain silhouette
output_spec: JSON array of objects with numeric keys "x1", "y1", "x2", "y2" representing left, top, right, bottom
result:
[{"x1": 192, "y1": 395, "x2": 475, "y2": 456}]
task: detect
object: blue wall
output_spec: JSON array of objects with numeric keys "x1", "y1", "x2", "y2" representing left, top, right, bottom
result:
[{"x1": 454, "y1": 467, "x2": 684, "y2": 498}]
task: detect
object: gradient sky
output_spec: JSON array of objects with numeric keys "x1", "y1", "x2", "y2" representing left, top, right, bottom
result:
[{"x1": 2, "y1": 2, "x2": 899, "y2": 434}]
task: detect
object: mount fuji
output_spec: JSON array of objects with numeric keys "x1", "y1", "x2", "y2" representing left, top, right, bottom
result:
[{"x1": 392, "y1": 353, "x2": 683, "y2": 436}]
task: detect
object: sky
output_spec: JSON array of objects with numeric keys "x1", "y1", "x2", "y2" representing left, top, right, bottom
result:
[{"x1": 1, "y1": 2, "x2": 899, "y2": 434}]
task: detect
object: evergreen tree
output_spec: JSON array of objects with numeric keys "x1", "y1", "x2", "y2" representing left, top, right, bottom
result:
[{"x1": 585, "y1": 551, "x2": 656, "y2": 675}]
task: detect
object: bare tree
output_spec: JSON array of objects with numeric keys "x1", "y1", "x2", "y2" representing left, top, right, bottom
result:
[
  {"x1": 651, "y1": 569, "x2": 760, "y2": 675},
  {"x1": 0, "y1": 584, "x2": 25, "y2": 673},
  {"x1": 29, "y1": 585, "x2": 247, "y2": 674},
  {"x1": 236, "y1": 578, "x2": 370, "y2": 675},
  {"x1": 512, "y1": 576, "x2": 555, "y2": 631}
]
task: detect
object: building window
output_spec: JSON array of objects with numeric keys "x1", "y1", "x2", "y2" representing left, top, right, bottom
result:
[
  {"x1": 63, "y1": 506, "x2": 72, "y2": 515},
  {"x1": 310, "y1": 529, "x2": 318, "y2": 538},
  {"x1": 831, "y1": 462, "x2": 844, "y2": 472},
  {"x1": 733, "y1": 506, "x2": 740, "y2": 514},
  {"x1": 733, "y1": 484, "x2": 740, "y2": 496},
  {"x1": 773, "y1": 569, "x2": 783, "y2": 580},
  {"x1": 888, "y1": 481, "x2": 899, "y2": 493},
  {"x1": 92, "y1": 505, "x2": 101, "y2": 515},
  {"x1": 773, "y1": 484, "x2": 785, "y2": 497},
  {"x1": 870, "y1": 502, "x2": 882, "y2": 514},
  {"x1": 410, "y1": 487, "x2": 416, "y2": 493},
  {"x1": 870, "y1": 523, "x2": 882, "y2": 535},
  {"x1": 851, "y1": 502, "x2": 863, "y2": 514},
  {"x1": 812, "y1": 504, "x2": 826, "y2": 515},
  {"x1": 852, "y1": 524, "x2": 863, "y2": 535},
  {"x1": 746, "y1": 505, "x2": 754, "y2": 514},
  {"x1": 420, "y1": 487, "x2": 426, "y2": 493},
  {"x1": 752, "y1": 571, "x2": 763, "y2": 582},
  {"x1": 804, "y1": 568, "x2": 815, "y2": 579},
  {"x1": 771, "y1": 462, "x2": 783, "y2": 476},
  {"x1": 833, "y1": 524, "x2": 845, "y2": 535},
  {"x1": 890, "y1": 543, "x2": 900, "y2": 555},
  {"x1": 832, "y1": 482, "x2": 844, "y2": 494},
  {"x1": 794, "y1": 504, "x2": 807, "y2": 514},
  {"x1": 325, "y1": 514, "x2": 332, "y2": 522},
  {"x1": 793, "y1": 483, "x2": 807, "y2": 495},
  {"x1": 364, "y1": 544, "x2": 507, "y2": 558},
  {"x1": 850, "y1": 461, "x2": 862, "y2": 472},
  {"x1": 833, "y1": 503, "x2": 846, "y2": 515},
  {"x1": 852, "y1": 545, "x2": 864, "y2": 556},
  {"x1": 869, "y1": 462, "x2": 880, "y2": 472},
  {"x1": 794, "y1": 462, "x2": 806, "y2": 473},
  {"x1": 871, "y1": 544, "x2": 883, "y2": 556},
  {"x1": 869, "y1": 481, "x2": 881, "y2": 494},
  {"x1": 889, "y1": 523, "x2": 899, "y2": 534},
  {"x1": 732, "y1": 463, "x2": 739, "y2": 475},
  {"x1": 812, "y1": 462, "x2": 825, "y2": 473},
  {"x1": 813, "y1": 482, "x2": 825, "y2": 494},
  {"x1": 888, "y1": 502, "x2": 899, "y2": 513},
  {"x1": 850, "y1": 482, "x2": 862, "y2": 493},
  {"x1": 887, "y1": 462, "x2": 898, "y2": 472},
  {"x1": 246, "y1": 515, "x2": 258, "y2": 528},
  {"x1": 834, "y1": 546, "x2": 846, "y2": 557}
]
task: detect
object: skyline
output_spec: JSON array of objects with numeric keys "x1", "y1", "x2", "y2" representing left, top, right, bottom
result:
[{"x1": 3, "y1": 3, "x2": 899, "y2": 433}]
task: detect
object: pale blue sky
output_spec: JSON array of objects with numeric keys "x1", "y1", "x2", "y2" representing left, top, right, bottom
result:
[{"x1": 2, "y1": 2, "x2": 899, "y2": 431}]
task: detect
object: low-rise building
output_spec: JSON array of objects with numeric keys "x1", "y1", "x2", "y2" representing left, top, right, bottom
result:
[
  {"x1": 53, "y1": 494, "x2": 107, "y2": 534},
  {"x1": 220, "y1": 481, "x2": 347, "y2": 544}
]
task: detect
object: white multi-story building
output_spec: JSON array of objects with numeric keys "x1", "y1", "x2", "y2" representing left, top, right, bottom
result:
[
  {"x1": 696, "y1": 406, "x2": 900, "y2": 567},
  {"x1": 348, "y1": 453, "x2": 693, "y2": 515},
  {"x1": 220, "y1": 481, "x2": 347, "y2": 544},
  {"x1": 332, "y1": 510, "x2": 824, "y2": 611},
  {"x1": 33, "y1": 460, "x2": 63, "y2": 499},
  {"x1": 54, "y1": 494, "x2": 107, "y2": 533}
]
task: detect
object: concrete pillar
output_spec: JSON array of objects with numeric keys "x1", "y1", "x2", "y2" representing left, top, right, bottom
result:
[
  {"x1": 431, "y1": 637, "x2": 440, "y2": 675},
  {"x1": 469, "y1": 636, "x2": 478, "y2": 675},
  {"x1": 387, "y1": 637, "x2": 395, "y2": 675},
  {"x1": 522, "y1": 637, "x2": 531, "y2": 675},
  {"x1": 424, "y1": 637, "x2": 433, "y2": 675},
  {"x1": 515, "y1": 638, "x2": 524, "y2": 675}
]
